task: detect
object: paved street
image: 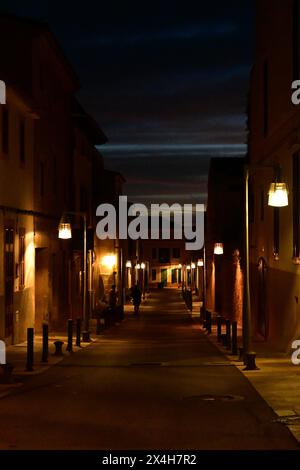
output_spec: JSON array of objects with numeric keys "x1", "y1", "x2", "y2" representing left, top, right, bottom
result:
[{"x1": 0, "y1": 289, "x2": 298, "y2": 450}]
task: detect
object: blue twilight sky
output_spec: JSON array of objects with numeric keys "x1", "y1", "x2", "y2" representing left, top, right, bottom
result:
[{"x1": 0, "y1": 0, "x2": 254, "y2": 204}]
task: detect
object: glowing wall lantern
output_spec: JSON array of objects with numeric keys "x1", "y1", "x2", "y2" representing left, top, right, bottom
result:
[
  {"x1": 58, "y1": 215, "x2": 72, "y2": 239},
  {"x1": 102, "y1": 254, "x2": 117, "y2": 270},
  {"x1": 214, "y1": 243, "x2": 224, "y2": 255},
  {"x1": 197, "y1": 259, "x2": 204, "y2": 267},
  {"x1": 126, "y1": 260, "x2": 132, "y2": 268},
  {"x1": 268, "y1": 182, "x2": 289, "y2": 207}
]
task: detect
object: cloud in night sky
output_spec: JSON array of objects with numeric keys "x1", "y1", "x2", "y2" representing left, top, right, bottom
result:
[{"x1": 0, "y1": 0, "x2": 254, "y2": 203}]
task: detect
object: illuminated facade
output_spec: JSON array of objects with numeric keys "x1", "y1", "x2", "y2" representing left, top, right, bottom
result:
[{"x1": 248, "y1": 0, "x2": 300, "y2": 350}]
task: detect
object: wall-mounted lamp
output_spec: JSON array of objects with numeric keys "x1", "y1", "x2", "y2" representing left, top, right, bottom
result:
[{"x1": 214, "y1": 243, "x2": 224, "y2": 255}]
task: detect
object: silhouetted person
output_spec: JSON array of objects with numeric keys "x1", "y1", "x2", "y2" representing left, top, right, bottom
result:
[
  {"x1": 108, "y1": 285, "x2": 117, "y2": 308},
  {"x1": 131, "y1": 283, "x2": 142, "y2": 315}
]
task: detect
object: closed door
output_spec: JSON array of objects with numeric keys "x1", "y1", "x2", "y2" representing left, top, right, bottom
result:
[
  {"x1": 161, "y1": 269, "x2": 167, "y2": 286},
  {"x1": 4, "y1": 227, "x2": 14, "y2": 338},
  {"x1": 257, "y1": 258, "x2": 267, "y2": 339}
]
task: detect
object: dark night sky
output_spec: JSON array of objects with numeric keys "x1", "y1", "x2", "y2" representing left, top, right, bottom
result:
[{"x1": 1, "y1": 0, "x2": 255, "y2": 205}]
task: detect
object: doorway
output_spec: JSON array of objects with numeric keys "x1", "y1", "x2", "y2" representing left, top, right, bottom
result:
[
  {"x1": 4, "y1": 227, "x2": 14, "y2": 338},
  {"x1": 35, "y1": 248, "x2": 49, "y2": 332},
  {"x1": 257, "y1": 257, "x2": 267, "y2": 339},
  {"x1": 161, "y1": 268, "x2": 168, "y2": 287}
]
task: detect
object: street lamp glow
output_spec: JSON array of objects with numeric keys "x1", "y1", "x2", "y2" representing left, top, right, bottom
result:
[
  {"x1": 58, "y1": 215, "x2": 72, "y2": 239},
  {"x1": 191, "y1": 263, "x2": 196, "y2": 269},
  {"x1": 178, "y1": 263, "x2": 182, "y2": 268},
  {"x1": 186, "y1": 265, "x2": 191, "y2": 270},
  {"x1": 102, "y1": 254, "x2": 117, "y2": 269},
  {"x1": 141, "y1": 262, "x2": 146, "y2": 270},
  {"x1": 214, "y1": 243, "x2": 224, "y2": 255},
  {"x1": 268, "y1": 182, "x2": 289, "y2": 207},
  {"x1": 136, "y1": 263, "x2": 141, "y2": 270},
  {"x1": 197, "y1": 259, "x2": 204, "y2": 267},
  {"x1": 126, "y1": 260, "x2": 132, "y2": 268}
]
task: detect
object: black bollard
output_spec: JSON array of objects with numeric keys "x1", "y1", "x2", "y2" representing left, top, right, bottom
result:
[
  {"x1": 231, "y1": 321, "x2": 238, "y2": 355},
  {"x1": 66, "y1": 319, "x2": 73, "y2": 352},
  {"x1": 221, "y1": 334, "x2": 227, "y2": 347},
  {"x1": 26, "y1": 327, "x2": 34, "y2": 371},
  {"x1": 225, "y1": 319, "x2": 231, "y2": 350},
  {"x1": 41, "y1": 323, "x2": 48, "y2": 363},
  {"x1": 53, "y1": 340, "x2": 64, "y2": 356},
  {"x1": 244, "y1": 352, "x2": 259, "y2": 371},
  {"x1": 238, "y1": 347, "x2": 244, "y2": 362},
  {"x1": 217, "y1": 316, "x2": 222, "y2": 342},
  {"x1": 76, "y1": 319, "x2": 81, "y2": 347},
  {"x1": 206, "y1": 312, "x2": 212, "y2": 334}
]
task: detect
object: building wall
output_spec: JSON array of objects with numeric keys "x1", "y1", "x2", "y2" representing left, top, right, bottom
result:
[
  {"x1": 249, "y1": 0, "x2": 300, "y2": 351},
  {"x1": 0, "y1": 91, "x2": 35, "y2": 343}
]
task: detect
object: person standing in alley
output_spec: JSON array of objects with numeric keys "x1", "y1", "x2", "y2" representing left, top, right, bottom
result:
[
  {"x1": 131, "y1": 283, "x2": 142, "y2": 315},
  {"x1": 109, "y1": 285, "x2": 118, "y2": 309}
]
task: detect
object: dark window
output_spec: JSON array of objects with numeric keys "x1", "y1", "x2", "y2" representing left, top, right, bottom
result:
[
  {"x1": 152, "y1": 269, "x2": 156, "y2": 281},
  {"x1": 158, "y1": 248, "x2": 170, "y2": 263},
  {"x1": 20, "y1": 118, "x2": 25, "y2": 163},
  {"x1": 80, "y1": 186, "x2": 88, "y2": 212},
  {"x1": 293, "y1": 151, "x2": 300, "y2": 258},
  {"x1": 40, "y1": 161, "x2": 44, "y2": 197},
  {"x1": 2, "y1": 107, "x2": 9, "y2": 154},
  {"x1": 152, "y1": 248, "x2": 156, "y2": 259},
  {"x1": 19, "y1": 228, "x2": 25, "y2": 289},
  {"x1": 260, "y1": 190, "x2": 265, "y2": 222},
  {"x1": 171, "y1": 269, "x2": 177, "y2": 284},
  {"x1": 249, "y1": 179, "x2": 254, "y2": 223},
  {"x1": 172, "y1": 248, "x2": 180, "y2": 259},
  {"x1": 293, "y1": 0, "x2": 299, "y2": 80},
  {"x1": 273, "y1": 208, "x2": 280, "y2": 257},
  {"x1": 263, "y1": 60, "x2": 269, "y2": 137},
  {"x1": 53, "y1": 155, "x2": 57, "y2": 195}
]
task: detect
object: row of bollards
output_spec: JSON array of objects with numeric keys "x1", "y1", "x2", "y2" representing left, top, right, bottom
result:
[
  {"x1": 216, "y1": 317, "x2": 238, "y2": 356},
  {"x1": 25, "y1": 318, "x2": 83, "y2": 372},
  {"x1": 215, "y1": 316, "x2": 258, "y2": 370}
]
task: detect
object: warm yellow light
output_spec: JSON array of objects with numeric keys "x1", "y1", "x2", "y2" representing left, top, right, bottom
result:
[
  {"x1": 186, "y1": 265, "x2": 191, "y2": 270},
  {"x1": 126, "y1": 260, "x2": 132, "y2": 268},
  {"x1": 102, "y1": 254, "x2": 117, "y2": 269},
  {"x1": 268, "y1": 182, "x2": 289, "y2": 207},
  {"x1": 58, "y1": 214, "x2": 72, "y2": 239},
  {"x1": 214, "y1": 243, "x2": 224, "y2": 255},
  {"x1": 141, "y1": 262, "x2": 146, "y2": 270},
  {"x1": 178, "y1": 263, "x2": 182, "y2": 269},
  {"x1": 136, "y1": 263, "x2": 141, "y2": 270},
  {"x1": 191, "y1": 263, "x2": 196, "y2": 269},
  {"x1": 197, "y1": 259, "x2": 204, "y2": 267}
]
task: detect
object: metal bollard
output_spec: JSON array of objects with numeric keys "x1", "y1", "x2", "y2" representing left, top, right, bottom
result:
[
  {"x1": 41, "y1": 323, "x2": 48, "y2": 363},
  {"x1": 217, "y1": 316, "x2": 222, "y2": 342},
  {"x1": 53, "y1": 340, "x2": 64, "y2": 356},
  {"x1": 76, "y1": 318, "x2": 81, "y2": 347},
  {"x1": 26, "y1": 327, "x2": 34, "y2": 371},
  {"x1": 231, "y1": 321, "x2": 238, "y2": 355},
  {"x1": 66, "y1": 319, "x2": 73, "y2": 352},
  {"x1": 225, "y1": 319, "x2": 231, "y2": 350},
  {"x1": 238, "y1": 347, "x2": 244, "y2": 362},
  {"x1": 96, "y1": 318, "x2": 101, "y2": 335},
  {"x1": 244, "y1": 352, "x2": 259, "y2": 371},
  {"x1": 206, "y1": 312, "x2": 212, "y2": 334}
]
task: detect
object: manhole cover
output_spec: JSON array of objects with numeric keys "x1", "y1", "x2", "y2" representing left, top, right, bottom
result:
[{"x1": 183, "y1": 394, "x2": 244, "y2": 402}]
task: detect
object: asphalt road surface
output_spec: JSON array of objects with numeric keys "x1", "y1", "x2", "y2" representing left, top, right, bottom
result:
[{"x1": 0, "y1": 289, "x2": 298, "y2": 450}]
